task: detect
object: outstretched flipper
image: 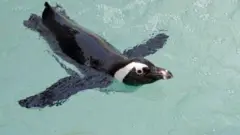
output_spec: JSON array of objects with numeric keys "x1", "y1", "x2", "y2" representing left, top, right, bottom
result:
[
  {"x1": 19, "y1": 45, "x2": 113, "y2": 109},
  {"x1": 18, "y1": 72, "x2": 113, "y2": 108},
  {"x1": 123, "y1": 33, "x2": 169, "y2": 58}
]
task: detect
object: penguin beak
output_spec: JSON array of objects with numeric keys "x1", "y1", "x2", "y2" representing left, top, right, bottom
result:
[{"x1": 152, "y1": 67, "x2": 173, "y2": 80}]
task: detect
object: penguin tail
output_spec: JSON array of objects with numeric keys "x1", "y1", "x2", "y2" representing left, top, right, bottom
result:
[
  {"x1": 44, "y1": 1, "x2": 50, "y2": 7},
  {"x1": 42, "y1": 2, "x2": 54, "y2": 21}
]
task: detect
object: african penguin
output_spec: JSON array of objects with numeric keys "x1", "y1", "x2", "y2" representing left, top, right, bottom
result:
[{"x1": 18, "y1": 2, "x2": 173, "y2": 108}]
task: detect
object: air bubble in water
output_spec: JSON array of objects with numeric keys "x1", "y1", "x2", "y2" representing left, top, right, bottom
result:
[
  {"x1": 236, "y1": 48, "x2": 240, "y2": 55},
  {"x1": 203, "y1": 71, "x2": 211, "y2": 76},
  {"x1": 191, "y1": 56, "x2": 198, "y2": 63},
  {"x1": 227, "y1": 89, "x2": 235, "y2": 95}
]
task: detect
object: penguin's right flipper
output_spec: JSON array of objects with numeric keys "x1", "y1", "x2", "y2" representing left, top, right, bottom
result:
[{"x1": 18, "y1": 72, "x2": 112, "y2": 109}]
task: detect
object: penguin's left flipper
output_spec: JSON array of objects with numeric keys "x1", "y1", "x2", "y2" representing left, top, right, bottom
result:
[
  {"x1": 123, "y1": 33, "x2": 169, "y2": 58},
  {"x1": 18, "y1": 72, "x2": 112, "y2": 109}
]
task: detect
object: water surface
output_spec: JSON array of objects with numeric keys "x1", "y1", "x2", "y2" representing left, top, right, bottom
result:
[{"x1": 1, "y1": 0, "x2": 240, "y2": 135}]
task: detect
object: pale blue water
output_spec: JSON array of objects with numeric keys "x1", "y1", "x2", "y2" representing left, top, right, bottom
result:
[{"x1": 1, "y1": 0, "x2": 240, "y2": 135}]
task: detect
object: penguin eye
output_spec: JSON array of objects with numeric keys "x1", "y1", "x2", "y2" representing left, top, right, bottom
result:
[
  {"x1": 136, "y1": 69, "x2": 143, "y2": 75},
  {"x1": 136, "y1": 67, "x2": 150, "y2": 75}
]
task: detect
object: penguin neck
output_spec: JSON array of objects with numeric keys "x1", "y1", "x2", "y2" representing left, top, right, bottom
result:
[{"x1": 106, "y1": 57, "x2": 132, "y2": 77}]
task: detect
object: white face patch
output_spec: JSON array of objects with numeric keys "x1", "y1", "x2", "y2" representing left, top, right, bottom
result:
[{"x1": 114, "y1": 62, "x2": 148, "y2": 82}]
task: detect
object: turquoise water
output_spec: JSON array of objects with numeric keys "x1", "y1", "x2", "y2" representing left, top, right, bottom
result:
[{"x1": 1, "y1": 0, "x2": 240, "y2": 135}]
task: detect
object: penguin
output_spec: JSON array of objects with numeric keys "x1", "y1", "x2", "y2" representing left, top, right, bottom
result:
[{"x1": 18, "y1": 2, "x2": 173, "y2": 108}]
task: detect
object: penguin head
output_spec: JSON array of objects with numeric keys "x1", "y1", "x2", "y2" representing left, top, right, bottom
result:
[{"x1": 110, "y1": 57, "x2": 173, "y2": 86}]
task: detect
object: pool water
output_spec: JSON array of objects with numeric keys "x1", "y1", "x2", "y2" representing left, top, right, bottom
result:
[{"x1": 1, "y1": 0, "x2": 240, "y2": 135}]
